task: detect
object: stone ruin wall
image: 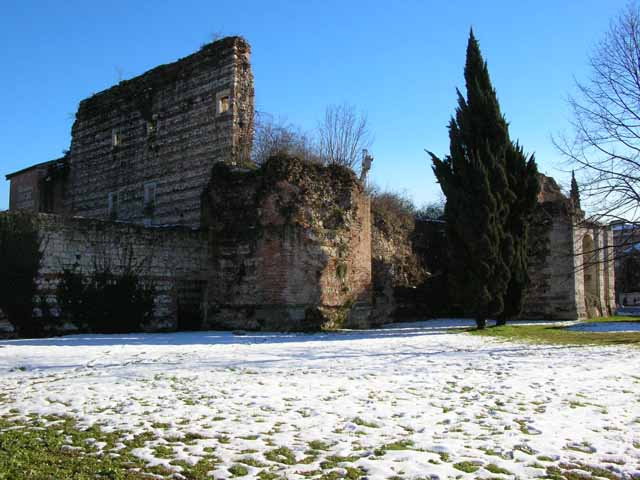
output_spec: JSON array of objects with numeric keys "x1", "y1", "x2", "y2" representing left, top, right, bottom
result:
[
  {"x1": 2, "y1": 37, "x2": 378, "y2": 334},
  {"x1": 521, "y1": 202, "x2": 581, "y2": 319},
  {"x1": 64, "y1": 36, "x2": 253, "y2": 227},
  {"x1": 203, "y1": 158, "x2": 373, "y2": 331},
  {"x1": 34, "y1": 214, "x2": 209, "y2": 330},
  {"x1": 573, "y1": 223, "x2": 616, "y2": 318},
  {"x1": 521, "y1": 175, "x2": 616, "y2": 319},
  {"x1": 370, "y1": 207, "x2": 428, "y2": 321}
]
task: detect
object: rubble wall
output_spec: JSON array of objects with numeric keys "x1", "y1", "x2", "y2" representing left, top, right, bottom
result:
[{"x1": 203, "y1": 157, "x2": 372, "y2": 331}]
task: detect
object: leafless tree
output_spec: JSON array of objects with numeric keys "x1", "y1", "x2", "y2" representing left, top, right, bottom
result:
[
  {"x1": 318, "y1": 103, "x2": 372, "y2": 172},
  {"x1": 556, "y1": 2, "x2": 640, "y2": 229},
  {"x1": 252, "y1": 112, "x2": 320, "y2": 165}
]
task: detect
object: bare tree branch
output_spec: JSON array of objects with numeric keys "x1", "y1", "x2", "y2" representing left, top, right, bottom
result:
[
  {"x1": 251, "y1": 112, "x2": 320, "y2": 165},
  {"x1": 555, "y1": 3, "x2": 640, "y2": 230},
  {"x1": 318, "y1": 103, "x2": 373, "y2": 172}
]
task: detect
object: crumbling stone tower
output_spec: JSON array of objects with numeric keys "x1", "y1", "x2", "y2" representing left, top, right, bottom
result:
[{"x1": 8, "y1": 37, "x2": 254, "y2": 228}]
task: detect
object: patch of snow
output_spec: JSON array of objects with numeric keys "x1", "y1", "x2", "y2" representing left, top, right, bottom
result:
[
  {"x1": 0, "y1": 319, "x2": 638, "y2": 478},
  {"x1": 567, "y1": 321, "x2": 640, "y2": 332}
]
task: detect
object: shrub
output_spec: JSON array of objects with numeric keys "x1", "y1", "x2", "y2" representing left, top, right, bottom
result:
[
  {"x1": 369, "y1": 187, "x2": 416, "y2": 238},
  {"x1": 57, "y1": 254, "x2": 155, "y2": 334},
  {"x1": 0, "y1": 212, "x2": 44, "y2": 336}
]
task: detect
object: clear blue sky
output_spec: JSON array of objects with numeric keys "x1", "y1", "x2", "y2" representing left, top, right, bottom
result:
[{"x1": 0, "y1": 0, "x2": 629, "y2": 210}]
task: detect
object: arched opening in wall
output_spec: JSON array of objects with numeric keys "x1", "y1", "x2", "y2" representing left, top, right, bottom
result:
[{"x1": 582, "y1": 234, "x2": 600, "y2": 318}]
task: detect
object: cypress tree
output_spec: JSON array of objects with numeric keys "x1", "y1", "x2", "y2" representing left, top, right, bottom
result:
[
  {"x1": 429, "y1": 30, "x2": 538, "y2": 328},
  {"x1": 497, "y1": 143, "x2": 539, "y2": 325},
  {"x1": 570, "y1": 170, "x2": 581, "y2": 210}
]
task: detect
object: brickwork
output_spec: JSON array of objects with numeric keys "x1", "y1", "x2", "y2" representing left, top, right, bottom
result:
[
  {"x1": 203, "y1": 158, "x2": 372, "y2": 331},
  {"x1": 6, "y1": 161, "x2": 61, "y2": 212},
  {"x1": 35, "y1": 214, "x2": 209, "y2": 329},
  {"x1": 370, "y1": 202, "x2": 428, "y2": 322}
]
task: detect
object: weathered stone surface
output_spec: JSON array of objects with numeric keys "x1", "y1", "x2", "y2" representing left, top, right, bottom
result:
[
  {"x1": 203, "y1": 157, "x2": 372, "y2": 331},
  {"x1": 34, "y1": 214, "x2": 209, "y2": 330},
  {"x1": 370, "y1": 197, "x2": 427, "y2": 322},
  {"x1": 4, "y1": 39, "x2": 378, "y2": 334},
  {"x1": 521, "y1": 175, "x2": 615, "y2": 319},
  {"x1": 7, "y1": 36, "x2": 254, "y2": 228}
]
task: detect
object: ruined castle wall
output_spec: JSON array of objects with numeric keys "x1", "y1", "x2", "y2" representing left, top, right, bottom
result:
[
  {"x1": 66, "y1": 37, "x2": 254, "y2": 227},
  {"x1": 574, "y1": 223, "x2": 616, "y2": 318},
  {"x1": 521, "y1": 205, "x2": 580, "y2": 319},
  {"x1": 204, "y1": 158, "x2": 372, "y2": 331},
  {"x1": 370, "y1": 203, "x2": 428, "y2": 322},
  {"x1": 35, "y1": 214, "x2": 209, "y2": 329}
]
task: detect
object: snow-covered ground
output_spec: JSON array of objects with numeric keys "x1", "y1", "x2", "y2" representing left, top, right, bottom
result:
[
  {"x1": 0, "y1": 319, "x2": 638, "y2": 479},
  {"x1": 568, "y1": 321, "x2": 640, "y2": 333}
]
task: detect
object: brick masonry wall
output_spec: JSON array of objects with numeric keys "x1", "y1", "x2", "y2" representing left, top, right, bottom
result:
[
  {"x1": 204, "y1": 158, "x2": 372, "y2": 331},
  {"x1": 65, "y1": 36, "x2": 254, "y2": 227},
  {"x1": 370, "y1": 216, "x2": 427, "y2": 323},
  {"x1": 35, "y1": 214, "x2": 209, "y2": 329},
  {"x1": 8, "y1": 168, "x2": 42, "y2": 212}
]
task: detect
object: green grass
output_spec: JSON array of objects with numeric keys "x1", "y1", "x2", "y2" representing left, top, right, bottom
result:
[
  {"x1": 453, "y1": 461, "x2": 480, "y2": 473},
  {"x1": 228, "y1": 464, "x2": 249, "y2": 477},
  {"x1": 584, "y1": 315, "x2": 640, "y2": 323},
  {"x1": 352, "y1": 417, "x2": 380, "y2": 428},
  {"x1": 264, "y1": 446, "x2": 297, "y2": 465},
  {"x1": 0, "y1": 415, "x2": 220, "y2": 479},
  {"x1": 485, "y1": 463, "x2": 512, "y2": 475},
  {"x1": 468, "y1": 316, "x2": 640, "y2": 346},
  {"x1": 308, "y1": 439, "x2": 332, "y2": 451}
]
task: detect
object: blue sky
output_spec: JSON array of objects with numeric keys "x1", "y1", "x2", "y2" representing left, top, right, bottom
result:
[{"x1": 0, "y1": 0, "x2": 629, "y2": 210}]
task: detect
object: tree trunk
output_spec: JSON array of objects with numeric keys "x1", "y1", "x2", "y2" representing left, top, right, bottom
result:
[{"x1": 475, "y1": 317, "x2": 487, "y2": 330}]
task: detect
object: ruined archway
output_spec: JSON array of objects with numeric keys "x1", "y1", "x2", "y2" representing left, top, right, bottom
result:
[{"x1": 582, "y1": 234, "x2": 599, "y2": 318}]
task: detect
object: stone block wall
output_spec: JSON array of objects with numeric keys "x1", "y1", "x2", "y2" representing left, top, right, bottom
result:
[
  {"x1": 521, "y1": 203, "x2": 580, "y2": 319},
  {"x1": 64, "y1": 36, "x2": 254, "y2": 227},
  {"x1": 370, "y1": 197, "x2": 428, "y2": 322},
  {"x1": 573, "y1": 222, "x2": 616, "y2": 318},
  {"x1": 522, "y1": 177, "x2": 616, "y2": 320},
  {"x1": 35, "y1": 214, "x2": 209, "y2": 329},
  {"x1": 203, "y1": 157, "x2": 372, "y2": 331}
]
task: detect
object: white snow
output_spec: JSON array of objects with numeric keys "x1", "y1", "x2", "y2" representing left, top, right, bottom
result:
[{"x1": 0, "y1": 319, "x2": 639, "y2": 479}]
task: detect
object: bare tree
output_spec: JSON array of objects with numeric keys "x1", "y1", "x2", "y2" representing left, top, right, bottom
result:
[
  {"x1": 318, "y1": 103, "x2": 372, "y2": 172},
  {"x1": 556, "y1": 2, "x2": 640, "y2": 228},
  {"x1": 252, "y1": 112, "x2": 320, "y2": 165}
]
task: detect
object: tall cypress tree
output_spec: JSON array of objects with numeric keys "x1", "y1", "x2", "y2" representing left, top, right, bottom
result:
[
  {"x1": 430, "y1": 30, "x2": 538, "y2": 328},
  {"x1": 497, "y1": 143, "x2": 539, "y2": 325},
  {"x1": 570, "y1": 170, "x2": 581, "y2": 210}
]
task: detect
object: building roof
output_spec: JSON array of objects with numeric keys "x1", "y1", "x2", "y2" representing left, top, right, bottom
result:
[{"x1": 5, "y1": 158, "x2": 64, "y2": 180}]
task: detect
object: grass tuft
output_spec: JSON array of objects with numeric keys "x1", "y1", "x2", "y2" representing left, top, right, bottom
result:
[{"x1": 468, "y1": 317, "x2": 640, "y2": 347}]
